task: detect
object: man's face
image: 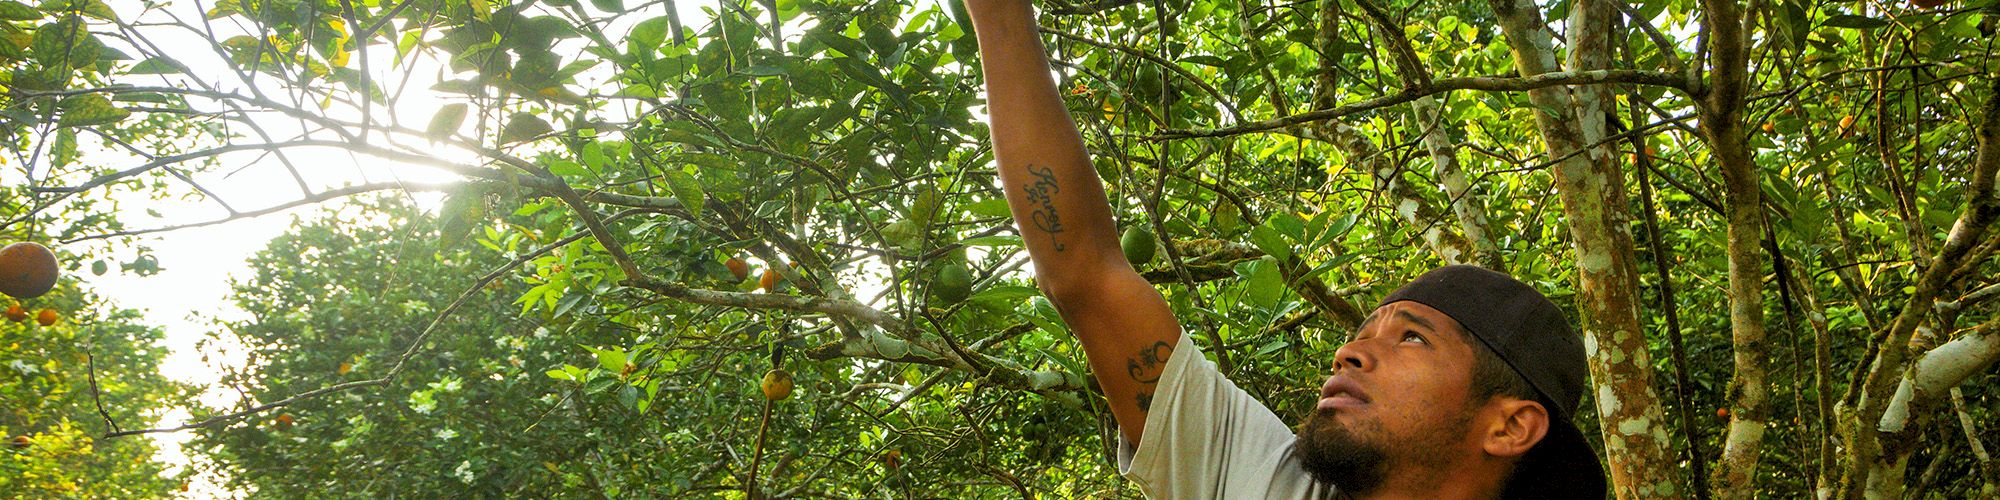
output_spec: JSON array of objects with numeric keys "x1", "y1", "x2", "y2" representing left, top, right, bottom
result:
[{"x1": 1295, "y1": 301, "x2": 1486, "y2": 492}]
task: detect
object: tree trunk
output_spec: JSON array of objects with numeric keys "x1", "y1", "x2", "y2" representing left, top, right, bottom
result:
[
  {"x1": 1486, "y1": 0, "x2": 1685, "y2": 496},
  {"x1": 1692, "y1": 0, "x2": 1773, "y2": 496}
]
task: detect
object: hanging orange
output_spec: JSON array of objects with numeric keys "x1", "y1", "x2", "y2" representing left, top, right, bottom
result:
[
  {"x1": 0, "y1": 242, "x2": 58, "y2": 299},
  {"x1": 726, "y1": 257, "x2": 750, "y2": 281},
  {"x1": 760, "y1": 269, "x2": 781, "y2": 292}
]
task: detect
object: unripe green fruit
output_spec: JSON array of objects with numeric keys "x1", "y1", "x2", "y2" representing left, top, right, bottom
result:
[
  {"x1": 1134, "y1": 64, "x2": 1165, "y2": 99},
  {"x1": 1121, "y1": 226, "x2": 1156, "y2": 266},
  {"x1": 935, "y1": 263, "x2": 972, "y2": 304}
]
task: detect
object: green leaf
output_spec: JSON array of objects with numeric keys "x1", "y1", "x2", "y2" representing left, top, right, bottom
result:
[
  {"x1": 56, "y1": 93, "x2": 127, "y2": 127},
  {"x1": 1245, "y1": 256, "x2": 1284, "y2": 309},
  {"x1": 426, "y1": 103, "x2": 468, "y2": 141},
  {"x1": 1180, "y1": 55, "x2": 1227, "y2": 67},
  {"x1": 662, "y1": 166, "x2": 705, "y2": 216},
  {"x1": 1307, "y1": 213, "x2": 1357, "y2": 250},
  {"x1": 1268, "y1": 212, "x2": 1306, "y2": 241},
  {"x1": 37, "y1": 0, "x2": 111, "y2": 20},
  {"x1": 969, "y1": 285, "x2": 1039, "y2": 305},
  {"x1": 0, "y1": 1, "x2": 39, "y2": 20},
  {"x1": 580, "y1": 142, "x2": 610, "y2": 170},
  {"x1": 590, "y1": 347, "x2": 627, "y2": 373},
  {"x1": 50, "y1": 127, "x2": 76, "y2": 166},
  {"x1": 545, "y1": 158, "x2": 588, "y2": 177},
  {"x1": 127, "y1": 57, "x2": 185, "y2": 75},
  {"x1": 1254, "y1": 339, "x2": 1289, "y2": 357},
  {"x1": 618, "y1": 385, "x2": 638, "y2": 408},
  {"x1": 967, "y1": 198, "x2": 1011, "y2": 217},
  {"x1": 1823, "y1": 15, "x2": 1888, "y2": 30},
  {"x1": 589, "y1": 0, "x2": 622, "y2": 13},
  {"x1": 32, "y1": 16, "x2": 99, "y2": 69},
  {"x1": 958, "y1": 235, "x2": 1021, "y2": 247},
  {"x1": 1249, "y1": 225, "x2": 1292, "y2": 262},
  {"x1": 628, "y1": 16, "x2": 671, "y2": 52},
  {"x1": 437, "y1": 183, "x2": 488, "y2": 247},
  {"x1": 499, "y1": 112, "x2": 553, "y2": 143}
]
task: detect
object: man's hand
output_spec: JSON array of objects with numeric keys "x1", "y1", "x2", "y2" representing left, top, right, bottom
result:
[{"x1": 964, "y1": 0, "x2": 1184, "y2": 446}]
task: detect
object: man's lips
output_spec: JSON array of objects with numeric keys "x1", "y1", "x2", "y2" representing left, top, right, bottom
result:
[{"x1": 1317, "y1": 376, "x2": 1370, "y2": 411}]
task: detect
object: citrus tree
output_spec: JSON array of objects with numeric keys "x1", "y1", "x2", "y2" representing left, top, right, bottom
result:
[{"x1": 8, "y1": 0, "x2": 2000, "y2": 498}]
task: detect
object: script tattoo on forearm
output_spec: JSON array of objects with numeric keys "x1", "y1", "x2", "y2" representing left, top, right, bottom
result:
[
  {"x1": 1127, "y1": 341, "x2": 1173, "y2": 411},
  {"x1": 1023, "y1": 165, "x2": 1066, "y2": 251}
]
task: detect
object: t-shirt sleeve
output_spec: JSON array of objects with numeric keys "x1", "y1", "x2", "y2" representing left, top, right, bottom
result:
[{"x1": 1115, "y1": 333, "x2": 1308, "y2": 499}]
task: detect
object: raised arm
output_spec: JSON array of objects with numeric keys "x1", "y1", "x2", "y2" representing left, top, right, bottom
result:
[{"x1": 965, "y1": 0, "x2": 1183, "y2": 446}]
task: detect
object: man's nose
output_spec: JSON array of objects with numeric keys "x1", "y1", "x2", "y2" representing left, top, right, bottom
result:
[{"x1": 1331, "y1": 339, "x2": 1371, "y2": 373}]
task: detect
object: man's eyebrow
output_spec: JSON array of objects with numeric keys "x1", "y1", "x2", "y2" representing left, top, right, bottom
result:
[{"x1": 1394, "y1": 309, "x2": 1437, "y2": 332}]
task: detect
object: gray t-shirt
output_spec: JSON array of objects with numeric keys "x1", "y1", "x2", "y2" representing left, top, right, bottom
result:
[{"x1": 1116, "y1": 334, "x2": 1340, "y2": 499}]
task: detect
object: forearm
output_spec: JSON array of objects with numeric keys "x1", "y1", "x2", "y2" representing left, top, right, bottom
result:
[{"x1": 966, "y1": 0, "x2": 1127, "y2": 296}]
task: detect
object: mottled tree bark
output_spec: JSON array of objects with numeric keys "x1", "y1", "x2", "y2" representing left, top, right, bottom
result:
[
  {"x1": 1866, "y1": 318, "x2": 2000, "y2": 496},
  {"x1": 1409, "y1": 97, "x2": 1505, "y2": 271},
  {"x1": 1310, "y1": 0, "x2": 1484, "y2": 268},
  {"x1": 1486, "y1": 0, "x2": 1684, "y2": 496},
  {"x1": 1294, "y1": 120, "x2": 1479, "y2": 267},
  {"x1": 1692, "y1": 0, "x2": 1773, "y2": 497}
]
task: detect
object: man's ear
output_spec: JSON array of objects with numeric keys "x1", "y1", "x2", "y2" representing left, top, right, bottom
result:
[{"x1": 1481, "y1": 399, "x2": 1549, "y2": 458}]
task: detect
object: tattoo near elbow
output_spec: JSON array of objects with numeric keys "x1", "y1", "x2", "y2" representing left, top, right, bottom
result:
[{"x1": 1125, "y1": 341, "x2": 1172, "y2": 383}]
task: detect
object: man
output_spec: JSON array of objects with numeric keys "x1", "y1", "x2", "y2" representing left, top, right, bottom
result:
[{"x1": 963, "y1": 0, "x2": 1608, "y2": 498}]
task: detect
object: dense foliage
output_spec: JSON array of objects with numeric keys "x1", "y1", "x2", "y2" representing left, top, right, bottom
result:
[{"x1": 4, "y1": 0, "x2": 2000, "y2": 497}]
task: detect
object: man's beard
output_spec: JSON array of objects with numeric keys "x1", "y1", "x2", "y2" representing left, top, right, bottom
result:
[{"x1": 1294, "y1": 409, "x2": 1390, "y2": 494}]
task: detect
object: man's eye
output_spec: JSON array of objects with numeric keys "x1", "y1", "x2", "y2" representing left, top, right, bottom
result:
[{"x1": 1402, "y1": 331, "x2": 1427, "y2": 344}]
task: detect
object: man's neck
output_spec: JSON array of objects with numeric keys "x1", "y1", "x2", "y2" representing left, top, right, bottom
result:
[{"x1": 1346, "y1": 463, "x2": 1504, "y2": 500}]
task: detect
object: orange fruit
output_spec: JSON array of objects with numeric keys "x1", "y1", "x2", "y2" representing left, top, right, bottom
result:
[
  {"x1": 4, "y1": 305, "x2": 24, "y2": 322},
  {"x1": 760, "y1": 369, "x2": 793, "y2": 400},
  {"x1": 9, "y1": 435, "x2": 28, "y2": 449},
  {"x1": 276, "y1": 413, "x2": 295, "y2": 427},
  {"x1": 1760, "y1": 122, "x2": 1775, "y2": 133},
  {"x1": 1716, "y1": 407, "x2": 1730, "y2": 418},
  {"x1": 0, "y1": 242, "x2": 59, "y2": 299},
  {"x1": 884, "y1": 449, "x2": 901, "y2": 469},
  {"x1": 34, "y1": 309, "x2": 56, "y2": 327},
  {"x1": 725, "y1": 257, "x2": 749, "y2": 281},
  {"x1": 760, "y1": 268, "x2": 781, "y2": 292}
]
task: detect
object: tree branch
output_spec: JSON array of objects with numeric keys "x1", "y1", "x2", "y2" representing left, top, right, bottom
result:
[{"x1": 1148, "y1": 69, "x2": 1687, "y2": 140}]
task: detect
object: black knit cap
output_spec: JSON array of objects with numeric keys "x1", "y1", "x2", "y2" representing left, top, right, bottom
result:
[{"x1": 1378, "y1": 265, "x2": 1607, "y2": 499}]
